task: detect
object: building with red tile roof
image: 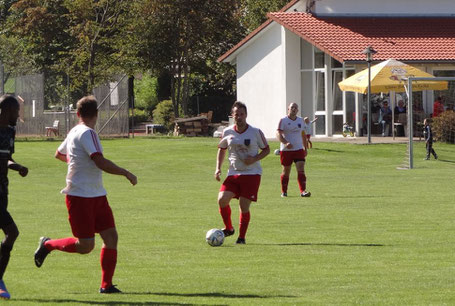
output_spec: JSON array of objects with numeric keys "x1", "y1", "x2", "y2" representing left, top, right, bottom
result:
[{"x1": 219, "y1": 0, "x2": 455, "y2": 138}]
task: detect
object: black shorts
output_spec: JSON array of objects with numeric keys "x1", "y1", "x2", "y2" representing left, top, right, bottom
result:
[{"x1": 0, "y1": 192, "x2": 14, "y2": 229}]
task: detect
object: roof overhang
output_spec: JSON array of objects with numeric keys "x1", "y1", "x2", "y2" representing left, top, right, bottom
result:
[
  {"x1": 220, "y1": 11, "x2": 455, "y2": 64},
  {"x1": 218, "y1": 0, "x2": 300, "y2": 63}
]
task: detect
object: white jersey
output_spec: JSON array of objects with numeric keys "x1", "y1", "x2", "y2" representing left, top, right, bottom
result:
[
  {"x1": 218, "y1": 124, "x2": 269, "y2": 176},
  {"x1": 302, "y1": 122, "x2": 312, "y2": 136},
  {"x1": 57, "y1": 124, "x2": 106, "y2": 197},
  {"x1": 277, "y1": 116, "x2": 304, "y2": 151}
]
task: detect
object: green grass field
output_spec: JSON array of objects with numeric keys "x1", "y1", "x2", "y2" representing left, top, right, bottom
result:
[{"x1": 4, "y1": 137, "x2": 455, "y2": 305}]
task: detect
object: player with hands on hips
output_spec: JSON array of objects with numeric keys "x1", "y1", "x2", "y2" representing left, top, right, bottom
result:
[{"x1": 276, "y1": 103, "x2": 310, "y2": 198}]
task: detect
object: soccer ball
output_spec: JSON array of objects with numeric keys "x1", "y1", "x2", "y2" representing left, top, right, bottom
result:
[
  {"x1": 206, "y1": 229, "x2": 224, "y2": 247},
  {"x1": 274, "y1": 149, "x2": 280, "y2": 155}
]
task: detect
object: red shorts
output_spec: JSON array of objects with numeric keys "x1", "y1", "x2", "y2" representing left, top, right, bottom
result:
[
  {"x1": 220, "y1": 175, "x2": 261, "y2": 202},
  {"x1": 306, "y1": 134, "x2": 311, "y2": 140},
  {"x1": 280, "y1": 149, "x2": 306, "y2": 166},
  {"x1": 66, "y1": 195, "x2": 115, "y2": 239}
]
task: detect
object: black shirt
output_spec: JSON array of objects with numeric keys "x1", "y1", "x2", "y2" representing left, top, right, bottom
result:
[{"x1": 0, "y1": 126, "x2": 15, "y2": 191}]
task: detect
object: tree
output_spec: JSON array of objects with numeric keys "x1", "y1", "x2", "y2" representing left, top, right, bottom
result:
[
  {"x1": 3, "y1": 0, "x2": 135, "y2": 105},
  {"x1": 129, "y1": 0, "x2": 244, "y2": 118},
  {"x1": 240, "y1": 0, "x2": 290, "y2": 32}
]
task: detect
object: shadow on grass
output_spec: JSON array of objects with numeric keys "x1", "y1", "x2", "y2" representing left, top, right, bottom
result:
[
  {"x1": 14, "y1": 298, "x2": 212, "y2": 306},
  {"x1": 437, "y1": 159, "x2": 455, "y2": 164},
  {"x1": 16, "y1": 292, "x2": 295, "y2": 305},
  {"x1": 312, "y1": 148, "x2": 344, "y2": 153},
  {"x1": 130, "y1": 292, "x2": 295, "y2": 299},
  {"x1": 263, "y1": 242, "x2": 385, "y2": 247}
]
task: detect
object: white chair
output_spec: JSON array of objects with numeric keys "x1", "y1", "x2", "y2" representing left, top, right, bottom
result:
[{"x1": 45, "y1": 120, "x2": 59, "y2": 136}]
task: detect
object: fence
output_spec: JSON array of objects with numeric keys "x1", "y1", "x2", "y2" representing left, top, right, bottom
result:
[{"x1": 8, "y1": 73, "x2": 129, "y2": 137}]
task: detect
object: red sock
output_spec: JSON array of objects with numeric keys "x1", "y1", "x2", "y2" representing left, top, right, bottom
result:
[
  {"x1": 219, "y1": 205, "x2": 233, "y2": 230},
  {"x1": 297, "y1": 171, "x2": 306, "y2": 193},
  {"x1": 239, "y1": 211, "x2": 251, "y2": 239},
  {"x1": 100, "y1": 248, "x2": 117, "y2": 289},
  {"x1": 45, "y1": 237, "x2": 77, "y2": 253},
  {"x1": 281, "y1": 174, "x2": 289, "y2": 193}
]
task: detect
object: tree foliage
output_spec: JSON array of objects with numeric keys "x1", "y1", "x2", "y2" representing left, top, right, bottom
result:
[
  {"x1": 3, "y1": 0, "x2": 135, "y2": 98},
  {"x1": 128, "y1": 0, "x2": 244, "y2": 117},
  {"x1": 240, "y1": 0, "x2": 290, "y2": 31},
  {"x1": 0, "y1": 0, "x2": 289, "y2": 120}
]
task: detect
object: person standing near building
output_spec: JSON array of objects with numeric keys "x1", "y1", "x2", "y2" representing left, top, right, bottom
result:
[
  {"x1": 433, "y1": 96, "x2": 444, "y2": 117},
  {"x1": 34, "y1": 95, "x2": 137, "y2": 294},
  {"x1": 303, "y1": 116, "x2": 318, "y2": 149},
  {"x1": 0, "y1": 95, "x2": 28, "y2": 299},
  {"x1": 379, "y1": 100, "x2": 392, "y2": 136},
  {"x1": 423, "y1": 118, "x2": 438, "y2": 160},
  {"x1": 276, "y1": 103, "x2": 310, "y2": 198},
  {"x1": 215, "y1": 101, "x2": 270, "y2": 245}
]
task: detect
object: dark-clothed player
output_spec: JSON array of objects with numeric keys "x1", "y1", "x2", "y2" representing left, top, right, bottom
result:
[{"x1": 0, "y1": 95, "x2": 28, "y2": 299}]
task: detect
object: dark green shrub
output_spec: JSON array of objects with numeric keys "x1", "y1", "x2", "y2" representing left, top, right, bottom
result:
[
  {"x1": 433, "y1": 110, "x2": 455, "y2": 143},
  {"x1": 129, "y1": 108, "x2": 150, "y2": 127},
  {"x1": 152, "y1": 100, "x2": 175, "y2": 131}
]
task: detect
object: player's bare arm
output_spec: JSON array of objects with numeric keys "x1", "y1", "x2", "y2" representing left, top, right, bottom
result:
[
  {"x1": 302, "y1": 132, "x2": 308, "y2": 151},
  {"x1": 55, "y1": 150, "x2": 67, "y2": 163},
  {"x1": 215, "y1": 148, "x2": 226, "y2": 181},
  {"x1": 8, "y1": 158, "x2": 28, "y2": 177},
  {"x1": 243, "y1": 146, "x2": 270, "y2": 165},
  {"x1": 276, "y1": 130, "x2": 293, "y2": 149},
  {"x1": 91, "y1": 154, "x2": 137, "y2": 185}
]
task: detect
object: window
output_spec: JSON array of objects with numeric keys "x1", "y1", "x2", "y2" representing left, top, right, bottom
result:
[
  {"x1": 315, "y1": 71, "x2": 325, "y2": 111},
  {"x1": 332, "y1": 71, "x2": 343, "y2": 111},
  {"x1": 314, "y1": 47, "x2": 325, "y2": 69}
]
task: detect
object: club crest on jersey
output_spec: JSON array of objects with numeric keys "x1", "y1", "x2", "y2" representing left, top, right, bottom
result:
[
  {"x1": 298, "y1": 123, "x2": 301, "y2": 128},
  {"x1": 244, "y1": 139, "x2": 251, "y2": 146}
]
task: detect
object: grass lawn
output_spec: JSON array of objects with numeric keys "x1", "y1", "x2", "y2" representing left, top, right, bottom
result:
[{"x1": 4, "y1": 137, "x2": 455, "y2": 305}]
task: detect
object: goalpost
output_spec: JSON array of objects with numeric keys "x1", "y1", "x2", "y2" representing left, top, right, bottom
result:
[{"x1": 405, "y1": 76, "x2": 455, "y2": 169}]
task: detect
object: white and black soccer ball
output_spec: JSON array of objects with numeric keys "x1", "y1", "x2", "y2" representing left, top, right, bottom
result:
[
  {"x1": 206, "y1": 229, "x2": 224, "y2": 247},
  {"x1": 274, "y1": 149, "x2": 280, "y2": 155}
]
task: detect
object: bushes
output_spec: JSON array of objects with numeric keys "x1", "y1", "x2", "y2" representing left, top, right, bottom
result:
[
  {"x1": 432, "y1": 110, "x2": 455, "y2": 143},
  {"x1": 129, "y1": 109, "x2": 150, "y2": 127},
  {"x1": 152, "y1": 100, "x2": 176, "y2": 131}
]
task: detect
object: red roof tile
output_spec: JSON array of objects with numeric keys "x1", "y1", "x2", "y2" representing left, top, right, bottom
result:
[{"x1": 220, "y1": 12, "x2": 455, "y2": 63}]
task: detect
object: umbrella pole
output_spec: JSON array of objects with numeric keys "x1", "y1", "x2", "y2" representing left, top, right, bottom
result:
[
  {"x1": 392, "y1": 92, "x2": 395, "y2": 140},
  {"x1": 367, "y1": 61, "x2": 372, "y2": 144},
  {"x1": 405, "y1": 80, "x2": 414, "y2": 169}
]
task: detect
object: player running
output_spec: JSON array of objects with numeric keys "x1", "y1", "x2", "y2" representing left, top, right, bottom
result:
[
  {"x1": 215, "y1": 101, "x2": 270, "y2": 244},
  {"x1": 34, "y1": 95, "x2": 137, "y2": 294},
  {"x1": 0, "y1": 95, "x2": 28, "y2": 299},
  {"x1": 276, "y1": 103, "x2": 310, "y2": 197}
]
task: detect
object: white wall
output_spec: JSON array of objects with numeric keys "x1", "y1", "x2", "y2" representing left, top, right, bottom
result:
[
  {"x1": 237, "y1": 23, "x2": 287, "y2": 138},
  {"x1": 236, "y1": 25, "x2": 302, "y2": 138},
  {"x1": 284, "y1": 28, "x2": 301, "y2": 114},
  {"x1": 315, "y1": 0, "x2": 455, "y2": 16}
]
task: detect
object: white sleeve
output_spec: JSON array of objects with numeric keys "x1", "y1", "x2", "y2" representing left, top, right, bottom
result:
[
  {"x1": 81, "y1": 129, "x2": 103, "y2": 157},
  {"x1": 257, "y1": 129, "x2": 268, "y2": 149},
  {"x1": 277, "y1": 118, "x2": 285, "y2": 131},
  {"x1": 218, "y1": 136, "x2": 229, "y2": 149},
  {"x1": 57, "y1": 138, "x2": 68, "y2": 155}
]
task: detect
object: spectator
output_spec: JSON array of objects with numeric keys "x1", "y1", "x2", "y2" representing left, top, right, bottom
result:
[
  {"x1": 378, "y1": 101, "x2": 392, "y2": 136},
  {"x1": 433, "y1": 96, "x2": 444, "y2": 117}
]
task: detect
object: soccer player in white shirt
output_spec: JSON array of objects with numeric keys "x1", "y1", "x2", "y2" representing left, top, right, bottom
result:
[
  {"x1": 215, "y1": 101, "x2": 270, "y2": 244},
  {"x1": 276, "y1": 103, "x2": 310, "y2": 197},
  {"x1": 34, "y1": 96, "x2": 137, "y2": 294}
]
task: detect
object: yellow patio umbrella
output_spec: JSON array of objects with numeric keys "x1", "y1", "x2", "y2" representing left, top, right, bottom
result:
[{"x1": 338, "y1": 59, "x2": 447, "y2": 94}]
